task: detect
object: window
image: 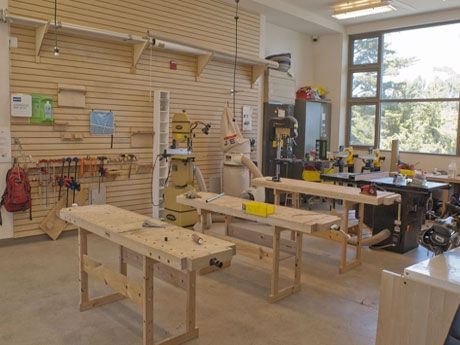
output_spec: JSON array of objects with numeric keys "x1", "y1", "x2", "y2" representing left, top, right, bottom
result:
[{"x1": 347, "y1": 22, "x2": 460, "y2": 155}]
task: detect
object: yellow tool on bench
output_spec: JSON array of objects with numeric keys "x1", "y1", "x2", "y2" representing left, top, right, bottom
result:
[{"x1": 242, "y1": 201, "x2": 275, "y2": 217}]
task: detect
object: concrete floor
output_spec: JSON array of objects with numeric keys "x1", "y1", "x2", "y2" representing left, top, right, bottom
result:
[{"x1": 0, "y1": 224, "x2": 429, "y2": 345}]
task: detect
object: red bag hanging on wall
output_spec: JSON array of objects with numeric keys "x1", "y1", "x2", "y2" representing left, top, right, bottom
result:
[{"x1": 0, "y1": 166, "x2": 32, "y2": 225}]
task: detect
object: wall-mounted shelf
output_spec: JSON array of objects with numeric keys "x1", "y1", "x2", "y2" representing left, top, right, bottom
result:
[
  {"x1": 2, "y1": 12, "x2": 278, "y2": 82},
  {"x1": 130, "y1": 128, "x2": 154, "y2": 148}
]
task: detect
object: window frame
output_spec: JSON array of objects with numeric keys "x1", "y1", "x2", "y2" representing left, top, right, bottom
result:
[{"x1": 346, "y1": 22, "x2": 460, "y2": 156}]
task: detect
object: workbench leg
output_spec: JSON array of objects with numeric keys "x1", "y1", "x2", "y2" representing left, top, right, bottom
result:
[
  {"x1": 79, "y1": 228, "x2": 89, "y2": 309},
  {"x1": 274, "y1": 189, "x2": 280, "y2": 206},
  {"x1": 294, "y1": 232, "x2": 303, "y2": 289},
  {"x1": 198, "y1": 209, "x2": 206, "y2": 233},
  {"x1": 339, "y1": 202, "x2": 350, "y2": 274},
  {"x1": 356, "y1": 203, "x2": 364, "y2": 262},
  {"x1": 224, "y1": 216, "x2": 233, "y2": 236},
  {"x1": 290, "y1": 193, "x2": 300, "y2": 240},
  {"x1": 268, "y1": 227, "x2": 302, "y2": 303},
  {"x1": 186, "y1": 271, "x2": 197, "y2": 332},
  {"x1": 441, "y1": 189, "x2": 449, "y2": 216},
  {"x1": 269, "y1": 226, "x2": 281, "y2": 301},
  {"x1": 120, "y1": 246, "x2": 127, "y2": 276},
  {"x1": 143, "y1": 256, "x2": 155, "y2": 345}
]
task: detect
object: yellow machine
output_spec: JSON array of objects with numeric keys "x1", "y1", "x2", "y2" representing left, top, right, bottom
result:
[
  {"x1": 334, "y1": 146, "x2": 356, "y2": 173},
  {"x1": 344, "y1": 146, "x2": 355, "y2": 167},
  {"x1": 361, "y1": 148, "x2": 386, "y2": 172},
  {"x1": 163, "y1": 110, "x2": 210, "y2": 227},
  {"x1": 373, "y1": 149, "x2": 383, "y2": 170}
]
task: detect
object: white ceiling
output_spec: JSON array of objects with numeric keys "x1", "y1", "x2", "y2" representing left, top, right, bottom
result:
[{"x1": 219, "y1": 0, "x2": 460, "y2": 34}]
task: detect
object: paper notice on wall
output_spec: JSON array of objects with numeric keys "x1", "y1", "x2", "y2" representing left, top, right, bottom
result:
[
  {"x1": 242, "y1": 105, "x2": 253, "y2": 132},
  {"x1": 0, "y1": 127, "x2": 12, "y2": 163},
  {"x1": 11, "y1": 93, "x2": 32, "y2": 117}
]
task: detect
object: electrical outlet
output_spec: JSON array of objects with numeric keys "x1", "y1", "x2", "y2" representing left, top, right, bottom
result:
[{"x1": 9, "y1": 37, "x2": 18, "y2": 48}]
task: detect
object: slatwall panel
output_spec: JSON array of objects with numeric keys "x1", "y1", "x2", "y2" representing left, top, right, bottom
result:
[{"x1": 8, "y1": 0, "x2": 261, "y2": 237}]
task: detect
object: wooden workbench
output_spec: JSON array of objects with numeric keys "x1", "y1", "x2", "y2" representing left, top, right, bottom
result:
[
  {"x1": 425, "y1": 173, "x2": 460, "y2": 215},
  {"x1": 251, "y1": 177, "x2": 401, "y2": 272},
  {"x1": 177, "y1": 192, "x2": 340, "y2": 302},
  {"x1": 377, "y1": 248, "x2": 460, "y2": 345},
  {"x1": 60, "y1": 204, "x2": 236, "y2": 345}
]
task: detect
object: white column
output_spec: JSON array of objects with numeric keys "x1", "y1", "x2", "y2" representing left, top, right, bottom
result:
[
  {"x1": 0, "y1": 0, "x2": 13, "y2": 238},
  {"x1": 256, "y1": 14, "x2": 265, "y2": 166}
]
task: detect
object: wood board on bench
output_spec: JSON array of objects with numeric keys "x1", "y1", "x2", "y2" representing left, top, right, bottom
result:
[
  {"x1": 252, "y1": 177, "x2": 401, "y2": 206},
  {"x1": 177, "y1": 192, "x2": 340, "y2": 233}
]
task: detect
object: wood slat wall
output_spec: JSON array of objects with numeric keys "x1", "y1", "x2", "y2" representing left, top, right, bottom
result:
[{"x1": 8, "y1": 0, "x2": 261, "y2": 237}]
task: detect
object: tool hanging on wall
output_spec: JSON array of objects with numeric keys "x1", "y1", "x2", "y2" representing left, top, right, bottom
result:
[
  {"x1": 128, "y1": 154, "x2": 137, "y2": 178},
  {"x1": 57, "y1": 158, "x2": 65, "y2": 201},
  {"x1": 71, "y1": 157, "x2": 81, "y2": 204},
  {"x1": 64, "y1": 157, "x2": 72, "y2": 207},
  {"x1": 97, "y1": 156, "x2": 107, "y2": 193}
]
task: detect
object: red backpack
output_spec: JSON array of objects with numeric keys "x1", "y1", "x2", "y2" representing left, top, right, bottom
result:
[{"x1": 0, "y1": 166, "x2": 32, "y2": 225}]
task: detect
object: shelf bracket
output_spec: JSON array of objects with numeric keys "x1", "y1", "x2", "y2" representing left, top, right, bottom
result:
[
  {"x1": 251, "y1": 64, "x2": 266, "y2": 87},
  {"x1": 132, "y1": 40, "x2": 149, "y2": 71},
  {"x1": 195, "y1": 52, "x2": 213, "y2": 81},
  {"x1": 35, "y1": 21, "x2": 50, "y2": 63}
]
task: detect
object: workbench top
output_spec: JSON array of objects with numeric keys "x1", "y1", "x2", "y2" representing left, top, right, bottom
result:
[
  {"x1": 177, "y1": 192, "x2": 340, "y2": 233},
  {"x1": 404, "y1": 247, "x2": 460, "y2": 294},
  {"x1": 364, "y1": 177, "x2": 449, "y2": 192},
  {"x1": 252, "y1": 177, "x2": 401, "y2": 206},
  {"x1": 60, "y1": 204, "x2": 236, "y2": 271},
  {"x1": 425, "y1": 173, "x2": 460, "y2": 185}
]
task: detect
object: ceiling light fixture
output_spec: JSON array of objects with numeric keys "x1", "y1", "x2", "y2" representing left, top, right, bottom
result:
[{"x1": 331, "y1": 0, "x2": 396, "y2": 20}]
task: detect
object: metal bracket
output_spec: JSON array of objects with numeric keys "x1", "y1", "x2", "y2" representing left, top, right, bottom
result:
[{"x1": 0, "y1": 9, "x2": 9, "y2": 24}]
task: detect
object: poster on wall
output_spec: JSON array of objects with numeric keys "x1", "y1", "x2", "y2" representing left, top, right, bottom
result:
[
  {"x1": 90, "y1": 110, "x2": 115, "y2": 135},
  {"x1": 242, "y1": 105, "x2": 253, "y2": 132},
  {"x1": 11, "y1": 94, "x2": 32, "y2": 117},
  {"x1": 30, "y1": 94, "x2": 54, "y2": 124}
]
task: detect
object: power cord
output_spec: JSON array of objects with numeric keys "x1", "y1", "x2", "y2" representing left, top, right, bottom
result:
[{"x1": 232, "y1": 0, "x2": 240, "y2": 122}]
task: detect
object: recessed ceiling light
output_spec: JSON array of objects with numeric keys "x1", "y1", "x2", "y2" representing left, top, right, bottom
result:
[{"x1": 331, "y1": 0, "x2": 397, "y2": 20}]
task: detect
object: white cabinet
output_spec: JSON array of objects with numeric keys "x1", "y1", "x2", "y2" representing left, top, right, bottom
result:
[{"x1": 152, "y1": 90, "x2": 170, "y2": 218}]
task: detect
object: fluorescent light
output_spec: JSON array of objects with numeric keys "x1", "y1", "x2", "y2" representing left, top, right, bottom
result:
[{"x1": 331, "y1": 0, "x2": 396, "y2": 20}]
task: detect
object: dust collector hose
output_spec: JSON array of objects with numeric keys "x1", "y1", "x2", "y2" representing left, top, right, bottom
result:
[
  {"x1": 347, "y1": 229, "x2": 391, "y2": 246},
  {"x1": 241, "y1": 155, "x2": 263, "y2": 178},
  {"x1": 193, "y1": 163, "x2": 207, "y2": 192}
]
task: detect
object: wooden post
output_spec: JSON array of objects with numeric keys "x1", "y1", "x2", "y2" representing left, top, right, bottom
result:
[
  {"x1": 79, "y1": 228, "x2": 89, "y2": 310},
  {"x1": 185, "y1": 271, "x2": 197, "y2": 332},
  {"x1": 270, "y1": 226, "x2": 281, "y2": 299},
  {"x1": 120, "y1": 246, "x2": 127, "y2": 276},
  {"x1": 390, "y1": 139, "x2": 399, "y2": 172},
  {"x1": 274, "y1": 189, "x2": 280, "y2": 206},
  {"x1": 441, "y1": 189, "x2": 449, "y2": 216},
  {"x1": 143, "y1": 256, "x2": 155, "y2": 345},
  {"x1": 357, "y1": 203, "x2": 364, "y2": 261},
  {"x1": 224, "y1": 215, "x2": 233, "y2": 236},
  {"x1": 339, "y1": 202, "x2": 350, "y2": 273},
  {"x1": 294, "y1": 232, "x2": 303, "y2": 288}
]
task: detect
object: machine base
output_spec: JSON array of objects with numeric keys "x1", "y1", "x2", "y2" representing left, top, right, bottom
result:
[{"x1": 164, "y1": 208, "x2": 198, "y2": 227}]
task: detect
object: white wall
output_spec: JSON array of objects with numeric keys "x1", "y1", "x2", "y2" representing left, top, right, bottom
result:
[
  {"x1": 264, "y1": 22, "x2": 314, "y2": 88},
  {"x1": 0, "y1": 0, "x2": 13, "y2": 238},
  {"x1": 311, "y1": 33, "x2": 348, "y2": 151}
]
